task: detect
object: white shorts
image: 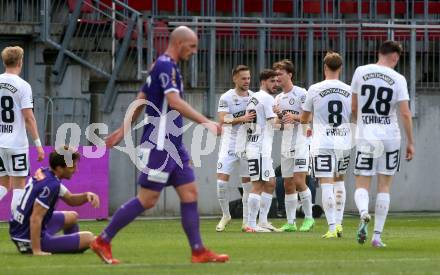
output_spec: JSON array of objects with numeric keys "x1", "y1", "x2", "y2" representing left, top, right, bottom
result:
[
  {"x1": 280, "y1": 150, "x2": 310, "y2": 178},
  {"x1": 354, "y1": 139, "x2": 401, "y2": 176},
  {"x1": 0, "y1": 148, "x2": 30, "y2": 177},
  {"x1": 217, "y1": 152, "x2": 249, "y2": 177},
  {"x1": 247, "y1": 154, "x2": 275, "y2": 182},
  {"x1": 311, "y1": 149, "x2": 350, "y2": 178}
]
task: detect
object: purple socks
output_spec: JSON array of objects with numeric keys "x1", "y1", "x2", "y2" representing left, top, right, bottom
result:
[
  {"x1": 100, "y1": 197, "x2": 145, "y2": 243},
  {"x1": 180, "y1": 201, "x2": 204, "y2": 252}
]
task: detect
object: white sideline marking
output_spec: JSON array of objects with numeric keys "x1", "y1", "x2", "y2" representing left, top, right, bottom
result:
[{"x1": 1, "y1": 257, "x2": 432, "y2": 270}]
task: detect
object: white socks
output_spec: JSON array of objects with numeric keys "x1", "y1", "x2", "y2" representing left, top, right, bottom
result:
[
  {"x1": 373, "y1": 192, "x2": 390, "y2": 241},
  {"x1": 241, "y1": 182, "x2": 252, "y2": 225},
  {"x1": 11, "y1": 188, "x2": 25, "y2": 214},
  {"x1": 299, "y1": 188, "x2": 313, "y2": 219},
  {"x1": 247, "y1": 193, "x2": 261, "y2": 228},
  {"x1": 321, "y1": 184, "x2": 336, "y2": 232},
  {"x1": 285, "y1": 193, "x2": 298, "y2": 224},
  {"x1": 334, "y1": 181, "x2": 346, "y2": 225},
  {"x1": 354, "y1": 188, "x2": 369, "y2": 218},
  {"x1": 216, "y1": 180, "x2": 230, "y2": 218},
  {"x1": 0, "y1": 185, "x2": 7, "y2": 201},
  {"x1": 259, "y1": 192, "x2": 272, "y2": 225}
]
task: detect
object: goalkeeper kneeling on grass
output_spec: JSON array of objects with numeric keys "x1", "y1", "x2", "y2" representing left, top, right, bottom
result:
[{"x1": 9, "y1": 147, "x2": 99, "y2": 255}]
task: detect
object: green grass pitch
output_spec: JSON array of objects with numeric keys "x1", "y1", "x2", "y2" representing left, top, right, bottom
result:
[{"x1": 1, "y1": 215, "x2": 440, "y2": 274}]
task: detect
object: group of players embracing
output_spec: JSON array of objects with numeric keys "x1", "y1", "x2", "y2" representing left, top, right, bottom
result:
[{"x1": 215, "y1": 40, "x2": 415, "y2": 248}]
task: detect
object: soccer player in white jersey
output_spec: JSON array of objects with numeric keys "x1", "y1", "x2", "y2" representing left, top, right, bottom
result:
[
  {"x1": 301, "y1": 52, "x2": 351, "y2": 238},
  {"x1": 216, "y1": 65, "x2": 255, "y2": 232},
  {"x1": 0, "y1": 46, "x2": 44, "y2": 213},
  {"x1": 272, "y1": 59, "x2": 314, "y2": 232},
  {"x1": 244, "y1": 69, "x2": 280, "y2": 233},
  {"x1": 350, "y1": 41, "x2": 415, "y2": 247}
]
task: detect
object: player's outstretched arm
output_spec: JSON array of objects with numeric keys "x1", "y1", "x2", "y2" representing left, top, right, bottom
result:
[
  {"x1": 399, "y1": 101, "x2": 415, "y2": 161},
  {"x1": 61, "y1": 191, "x2": 100, "y2": 208},
  {"x1": 22, "y1": 108, "x2": 44, "y2": 161},
  {"x1": 167, "y1": 92, "x2": 221, "y2": 135},
  {"x1": 105, "y1": 92, "x2": 147, "y2": 148},
  {"x1": 30, "y1": 202, "x2": 51, "y2": 256}
]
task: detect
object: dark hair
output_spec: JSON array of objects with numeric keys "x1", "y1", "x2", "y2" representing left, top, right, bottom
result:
[
  {"x1": 323, "y1": 51, "x2": 343, "y2": 71},
  {"x1": 232, "y1": 65, "x2": 250, "y2": 77},
  {"x1": 259, "y1": 69, "x2": 278, "y2": 82},
  {"x1": 379, "y1": 40, "x2": 402, "y2": 56},
  {"x1": 49, "y1": 146, "x2": 80, "y2": 170},
  {"x1": 273, "y1": 59, "x2": 295, "y2": 80}
]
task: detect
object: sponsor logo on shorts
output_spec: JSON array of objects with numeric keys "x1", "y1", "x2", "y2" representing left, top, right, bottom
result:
[
  {"x1": 147, "y1": 169, "x2": 170, "y2": 184},
  {"x1": 295, "y1": 159, "x2": 306, "y2": 166},
  {"x1": 217, "y1": 162, "x2": 223, "y2": 169},
  {"x1": 264, "y1": 170, "x2": 270, "y2": 177}
]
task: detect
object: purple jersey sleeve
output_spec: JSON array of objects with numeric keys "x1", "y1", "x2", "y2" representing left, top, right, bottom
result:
[{"x1": 35, "y1": 183, "x2": 59, "y2": 209}]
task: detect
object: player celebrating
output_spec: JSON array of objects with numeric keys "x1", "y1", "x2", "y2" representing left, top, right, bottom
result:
[
  {"x1": 244, "y1": 69, "x2": 280, "y2": 233},
  {"x1": 0, "y1": 46, "x2": 44, "y2": 214},
  {"x1": 9, "y1": 148, "x2": 98, "y2": 255},
  {"x1": 272, "y1": 59, "x2": 314, "y2": 232},
  {"x1": 351, "y1": 40, "x2": 415, "y2": 247},
  {"x1": 216, "y1": 65, "x2": 254, "y2": 232},
  {"x1": 90, "y1": 26, "x2": 229, "y2": 264},
  {"x1": 301, "y1": 52, "x2": 351, "y2": 238}
]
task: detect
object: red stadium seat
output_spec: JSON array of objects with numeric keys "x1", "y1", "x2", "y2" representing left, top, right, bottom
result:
[
  {"x1": 68, "y1": 0, "x2": 93, "y2": 13},
  {"x1": 377, "y1": 1, "x2": 406, "y2": 14},
  {"x1": 244, "y1": 0, "x2": 263, "y2": 13},
  {"x1": 303, "y1": 0, "x2": 333, "y2": 14},
  {"x1": 216, "y1": 1, "x2": 233, "y2": 13},
  {"x1": 273, "y1": 0, "x2": 294, "y2": 13},
  {"x1": 128, "y1": 0, "x2": 152, "y2": 11},
  {"x1": 115, "y1": 21, "x2": 138, "y2": 40},
  {"x1": 414, "y1": 1, "x2": 440, "y2": 14},
  {"x1": 187, "y1": 0, "x2": 201, "y2": 12},
  {"x1": 340, "y1": 1, "x2": 370, "y2": 14}
]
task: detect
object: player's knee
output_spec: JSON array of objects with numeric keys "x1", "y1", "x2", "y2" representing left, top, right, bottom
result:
[{"x1": 66, "y1": 211, "x2": 79, "y2": 225}]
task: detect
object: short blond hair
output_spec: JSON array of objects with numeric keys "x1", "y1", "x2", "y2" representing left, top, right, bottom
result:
[
  {"x1": 1, "y1": 46, "x2": 24, "y2": 68},
  {"x1": 323, "y1": 51, "x2": 342, "y2": 71}
]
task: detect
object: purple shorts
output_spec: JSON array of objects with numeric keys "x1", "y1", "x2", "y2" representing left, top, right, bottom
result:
[{"x1": 137, "y1": 146, "x2": 195, "y2": 192}]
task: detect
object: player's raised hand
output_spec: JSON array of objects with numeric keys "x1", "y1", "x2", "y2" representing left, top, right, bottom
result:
[
  {"x1": 105, "y1": 127, "x2": 124, "y2": 148},
  {"x1": 33, "y1": 250, "x2": 51, "y2": 256},
  {"x1": 36, "y1": 146, "x2": 45, "y2": 162},
  {"x1": 406, "y1": 143, "x2": 415, "y2": 161},
  {"x1": 242, "y1": 111, "x2": 256, "y2": 122},
  {"x1": 202, "y1": 121, "x2": 222, "y2": 136},
  {"x1": 273, "y1": 105, "x2": 281, "y2": 117},
  {"x1": 87, "y1": 192, "x2": 100, "y2": 208}
]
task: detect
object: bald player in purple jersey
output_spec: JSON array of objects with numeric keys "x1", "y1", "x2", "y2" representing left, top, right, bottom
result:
[
  {"x1": 9, "y1": 148, "x2": 99, "y2": 255},
  {"x1": 90, "y1": 26, "x2": 229, "y2": 264}
]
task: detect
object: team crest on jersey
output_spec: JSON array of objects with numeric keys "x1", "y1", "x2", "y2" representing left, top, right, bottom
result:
[
  {"x1": 248, "y1": 97, "x2": 259, "y2": 106},
  {"x1": 232, "y1": 95, "x2": 240, "y2": 105},
  {"x1": 300, "y1": 95, "x2": 306, "y2": 103},
  {"x1": 289, "y1": 98, "x2": 295, "y2": 105},
  {"x1": 39, "y1": 186, "x2": 51, "y2": 199},
  {"x1": 159, "y1": 73, "x2": 170, "y2": 89}
]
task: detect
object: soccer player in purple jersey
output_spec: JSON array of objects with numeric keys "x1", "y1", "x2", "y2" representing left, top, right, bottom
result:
[
  {"x1": 9, "y1": 148, "x2": 99, "y2": 255},
  {"x1": 90, "y1": 26, "x2": 229, "y2": 264}
]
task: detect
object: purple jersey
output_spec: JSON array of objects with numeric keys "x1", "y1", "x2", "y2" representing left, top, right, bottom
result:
[
  {"x1": 141, "y1": 54, "x2": 184, "y2": 150},
  {"x1": 9, "y1": 168, "x2": 65, "y2": 242}
]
